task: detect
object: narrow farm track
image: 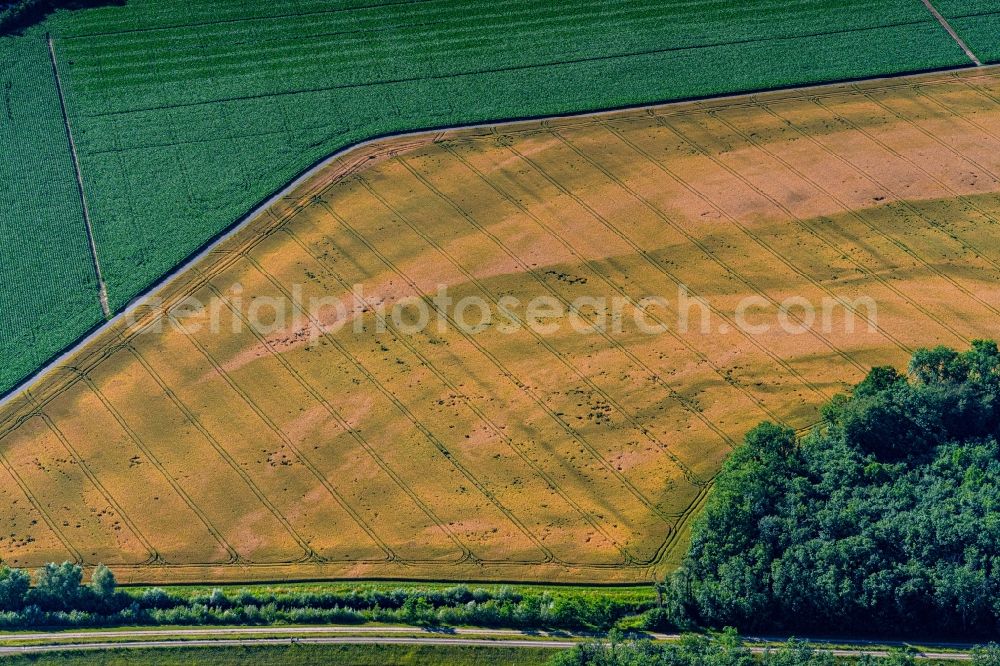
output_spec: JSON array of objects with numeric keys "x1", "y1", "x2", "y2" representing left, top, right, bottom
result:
[
  {"x1": 0, "y1": 626, "x2": 981, "y2": 661},
  {"x1": 45, "y1": 35, "x2": 111, "y2": 319},
  {"x1": 1, "y1": 68, "x2": 1000, "y2": 583},
  {"x1": 0, "y1": 639, "x2": 978, "y2": 662},
  {"x1": 920, "y1": 0, "x2": 983, "y2": 66},
  {"x1": 4, "y1": 0, "x2": 988, "y2": 403}
]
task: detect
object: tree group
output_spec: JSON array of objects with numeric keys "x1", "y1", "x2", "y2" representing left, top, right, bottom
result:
[{"x1": 669, "y1": 341, "x2": 1000, "y2": 636}]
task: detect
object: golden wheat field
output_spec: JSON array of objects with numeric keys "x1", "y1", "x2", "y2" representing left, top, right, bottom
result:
[{"x1": 2, "y1": 69, "x2": 1000, "y2": 584}]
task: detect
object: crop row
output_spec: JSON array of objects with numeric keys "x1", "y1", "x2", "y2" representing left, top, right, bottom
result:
[
  {"x1": 57, "y1": 0, "x2": 947, "y2": 114},
  {"x1": 59, "y1": 9, "x2": 968, "y2": 311},
  {"x1": 934, "y1": 0, "x2": 1000, "y2": 63},
  {"x1": 0, "y1": 36, "x2": 103, "y2": 397},
  {"x1": 0, "y1": 0, "x2": 981, "y2": 396},
  {"x1": 950, "y1": 14, "x2": 1000, "y2": 63},
  {"x1": 935, "y1": 0, "x2": 1000, "y2": 16}
]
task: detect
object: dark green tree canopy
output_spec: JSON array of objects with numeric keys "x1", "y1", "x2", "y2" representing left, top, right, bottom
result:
[
  {"x1": 0, "y1": 0, "x2": 122, "y2": 34},
  {"x1": 672, "y1": 341, "x2": 1000, "y2": 637}
]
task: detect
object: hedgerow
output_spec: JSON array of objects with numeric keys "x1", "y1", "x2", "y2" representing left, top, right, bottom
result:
[{"x1": 0, "y1": 565, "x2": 651, "y2": 632}]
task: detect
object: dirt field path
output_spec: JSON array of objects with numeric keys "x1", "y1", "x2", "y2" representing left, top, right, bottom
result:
[
  {"x1": 46, "y1": 34, "x2": 110, "y2": 318},
  {"x1": 920, "y1": 0, "x2": 983, "y2": 66},
  {"x1": 2, "y1": 67, "x2": 1000, "y2": 584},
  {"x1": 0, "y1": 626, "x2": 979, "y2": 661}
]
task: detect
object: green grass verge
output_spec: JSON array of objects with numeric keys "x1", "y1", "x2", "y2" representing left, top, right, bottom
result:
[
  {"x1": 135, "y1": 580, "x2": 657, "y2": 604},
  {"x1": 0, "y1": 643, "x2": 556, "y2": 665},
  {"x1": 0, "y1": 0, "x2": 980, "y2": 396}
]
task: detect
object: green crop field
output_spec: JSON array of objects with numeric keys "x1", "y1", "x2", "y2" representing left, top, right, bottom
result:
[
  {"x1": 0, "y1": 36, "x2": 103, "y2": 396},
  {"x1": 938, "y1": 0, "x2": 1000, "y2": 63},
  {"x1": 0, "y1": 0, "x2": 985, "y2": 396}
]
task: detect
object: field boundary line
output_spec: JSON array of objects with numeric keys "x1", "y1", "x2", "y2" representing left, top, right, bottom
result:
[
  {"x1": 648, "y1": 483, "x2": 713, "y2": 578},
  {"x1": 3, "y1": 65, "x2": 998, "y2": 415},
  {"x1": 0, "y1": 635, "x2": 977, "y2": 661},
  {"x1": 0, "y1": 628, "x2": 980, "y2": 660},
  {"x1": 0, "y1": 138, "x2": 429, "y2": 414},
  {"x1": 46, "y1": 34, "x2": 111, "y2": 319},
  {"x1": 74, "y1": 67, "x2": 998, "y2": 160},
  {"x1": 920, "y1": 0, "x2": 983, "y2": 66},
  {"x1": 13, "y1": 135, "x2": 476, "y2": 569}
]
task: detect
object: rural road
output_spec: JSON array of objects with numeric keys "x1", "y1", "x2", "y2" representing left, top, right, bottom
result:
[
  {"x1": 0, "y1": 636, "x2": 579, "y2": 655},
  {"x1": 0, "y1": 626, "x2": 981, "y2": 660},
  {"x1": 0, "y1": 625, "x2": 595, "y2": 642}
]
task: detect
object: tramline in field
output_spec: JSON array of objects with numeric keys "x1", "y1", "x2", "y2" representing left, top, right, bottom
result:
[
  {"x1": 1, "y1": 69, "x2": 999, "y2": 584},
  {"x1": 3, "y1": 0, "x2": 996, "y2": 397}
]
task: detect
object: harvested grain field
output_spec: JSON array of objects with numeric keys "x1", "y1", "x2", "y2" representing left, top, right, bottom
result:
[{"x1": 3, "y1": 68, "x2": 1000, "y2": 584}]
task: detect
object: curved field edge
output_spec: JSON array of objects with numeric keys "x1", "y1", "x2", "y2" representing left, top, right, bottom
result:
[
  {"x1": 0, "y1": 0, "x2": 984, "y2": 398},
  {"x1": 3, "y1": 58, "x2": 998, "y2": 406},
  {"x1": 6, "y1": 61, "x2": 993, "y2": 412},
  {"x1": 3, "y1": 67, "x2": 1000, "y2": 584},
  {"x1": 2, "y1": 92, "x2": 737, "y2": 586},
  {"x1": 0, "y1": 124, "x2": 692, "y2": 586}
]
